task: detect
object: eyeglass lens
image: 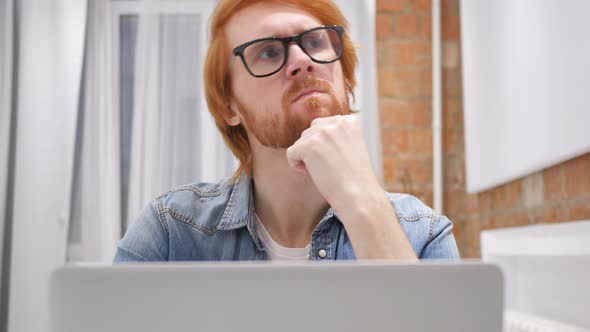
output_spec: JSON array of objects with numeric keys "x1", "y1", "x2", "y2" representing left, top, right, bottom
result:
[{"x1": 242, "y1": 27, "x2": 342, "y2": 77}]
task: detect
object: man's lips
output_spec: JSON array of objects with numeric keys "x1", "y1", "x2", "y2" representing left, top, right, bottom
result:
[{"x1": 292, "y1": 89, "x2": 324, "y2": 103}]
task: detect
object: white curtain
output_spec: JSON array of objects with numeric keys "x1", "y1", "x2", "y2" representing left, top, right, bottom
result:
[
  {"x1": 69, "y1": 0, "x2": 235, "y2": 262},
  {"x1": 68, "y1": 0, "x2": 121, "y2": 262},
  {"x1": 126, "y1": 11, "x2": 234, "y2": 228},
  {"x1": 0, "y1": 0, "x2": 14, "y2": 318},
  {"x1": 330, "y1": 0, "x2": 382, "y2": 181},
  {"x1": 8, "y1": 0, "x2": 86, "y2": 331}
]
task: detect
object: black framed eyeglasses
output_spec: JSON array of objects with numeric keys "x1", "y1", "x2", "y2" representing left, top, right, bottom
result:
[{"x1": 232, "y1": 25, "x2": 344, "y2": 78}]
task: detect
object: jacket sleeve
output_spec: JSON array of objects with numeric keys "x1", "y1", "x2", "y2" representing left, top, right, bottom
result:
[
  {"x1": 420, "y1": 215, "x2": 460, "y2": 260},
  {"x1": 113, "y1": 201, "x2": 169, "y2": 263}
]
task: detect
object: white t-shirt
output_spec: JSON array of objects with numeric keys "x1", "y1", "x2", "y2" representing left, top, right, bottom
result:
[{"x1": 255, "y1": 214, "x2": 311, "y2": 260}]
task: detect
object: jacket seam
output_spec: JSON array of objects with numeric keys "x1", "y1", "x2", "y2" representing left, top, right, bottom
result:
[
  {"x1": 152, "y1": 198, "x2": 170, "y2": 235},
  {"x1": 117, "y1": 246, "x2": 151, "y2": 262},
  {"x1": 220, "y1": 182, "x2": 238, "y2": 226},
  {"x1": 162, "y1": 208, "x2": 217, "y2": 235},
  {"x1": 428, "y1": 214, "x2": 444, "y2": 243},
  {"x1": 157, "y1": 181, "x2": 233, "y2": 200},
  {"x1": 397, "y1": 212, "x2": 436, "y2": 223}
]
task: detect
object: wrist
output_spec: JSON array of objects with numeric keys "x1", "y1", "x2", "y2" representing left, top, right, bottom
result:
[{"x1": 333, "y1": 187, "x2": 391, "y2": 225}]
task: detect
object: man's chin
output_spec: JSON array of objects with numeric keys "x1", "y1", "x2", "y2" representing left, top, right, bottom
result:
[{"x1": 290, "y1": 98, "x2": 335, "y2": 118}]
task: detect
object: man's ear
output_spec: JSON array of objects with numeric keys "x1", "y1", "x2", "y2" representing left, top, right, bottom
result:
[{"x1": 225, "y1": 99, "x2": 242, "y2": 126}]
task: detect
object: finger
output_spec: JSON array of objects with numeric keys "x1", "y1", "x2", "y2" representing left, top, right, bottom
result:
[
  {"x1": 310, "y1": 114, "x2": 340, "y2": 127},
  {"x1": 299, "y1": 126, "x2": 314, "y2": 138},
  {"x1": 299, "y1": 118, "x2": 330, "y2": 138},
  {"x1": 286, "y1": 142, "x2": 305, "y2": 169},
  {"x1": 293, "y1": 161, "x2": 309, "y2": 175},
  {"x1": 287, "y1": 130, "x2": 322, "y2": 169}
]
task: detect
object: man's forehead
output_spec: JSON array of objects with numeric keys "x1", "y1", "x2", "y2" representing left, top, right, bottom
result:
[{"x1": 225, "y1": 3, "x2": 322, "y2": 46}]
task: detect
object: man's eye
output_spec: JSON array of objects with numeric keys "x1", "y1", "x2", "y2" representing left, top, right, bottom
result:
[
  {"x1": 304, "y1": 35, "x2": 326, "y2": 49},
  {"x1": 259, "y1": 46, "x2": 281, "y2": 60}
]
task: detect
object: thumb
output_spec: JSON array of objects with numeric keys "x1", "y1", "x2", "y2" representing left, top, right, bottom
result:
[{"x1": 286, "y1": 144, "x2": 310, "y2": 175}]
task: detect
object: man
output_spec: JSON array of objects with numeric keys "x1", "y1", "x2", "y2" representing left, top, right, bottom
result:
[{"x1": 114, "y1": 0, "x2": 459, "y2": 262}]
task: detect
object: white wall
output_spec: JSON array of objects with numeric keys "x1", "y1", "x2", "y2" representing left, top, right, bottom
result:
[
  {"x1": 461, "y1": 0, "x2": 590, "y2": 193},
  {"x1": 481, "y1": 221, "x2": 590, "y2": 328},
  {"x1": 8, "y1": 1, "x2": 86, "y2": 331}
]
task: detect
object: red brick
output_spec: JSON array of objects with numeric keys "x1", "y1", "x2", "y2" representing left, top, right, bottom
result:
[
  {"x1": 462, "y1": 220, "x2": 483, "y2": 249},
  {"x1": 377, "y1": 0, "x2": 410, "y2": 12},
  {"x1": 543, "y1": 164, "x2": 565, "y2": 202},
  {"x1": 389, "y1": 161, "x2": 406, "y2": 185},
  {"x1": 443, "y1": 128, "x2": 461, "y2": 154},
  {"x1": 444, "y1": 188, "x2": 466, "y2": 216},
  {"x1": 376, "y1": 43, "x2": 393, "y2": 68},
  {"x1": 380, "y1": 98, "x2": 410, "y2": 127},
  {"x1": 394, "y1": 157, "x2": 432, "y2": 186},
  {"x1": 382, "y1": 129, "x2": 409, "y2": 154},
  {"x1": 466, "y1": 193, "x2": 479, "y2": 216},
  {"x1": 385, "y1": 182, "x2": 404, "y2": 193},
  {"x1": 443, "y1": 98, "x2": 462, "y2": 114},
  {"x1": 460, "y1": 247, "x2": 481, "y2": 259},
  {"x1": 421, "y1": 70, "x2": 432, "y2": 97},
  {"x1": 423, "y1": 191, "x2": 434, "y2": 207},
  {"x1": 480, "y1": 217, "x2": 495, "y2": 231},
  {"x1": 491, "y1": 181, "x2": 522, "y2": 210},
  {"x1": 443, "y1": 155, "x2": 465, "y2": 189},
  {"x1": 392, "y1": 41, "x2": 431, "y2": 67},
  {"x1": 442, "y1": 41, "x2": 460, "y2": 69},
  {"x1": 413, "y1": 0, "x2": 431, "y2": 12},
  {"x1": 529, "y1": 210, "x2": 544, "y2": 224},
  {"x1": 377, "y1": 13, "x2": 393, "y2": 40},
  {"x1": 452, "y1": 220, "x2": 463, "y2": 243},
  {"x1": 564, "y1": 153, "x2": 590, "y2": 196},
  {"x1": 570, "y1": 200, "x2": 590, "y2": 221},
  {"x1": 410, "y1": 100, "x2": 431, "y2": 127},
  {"x1": 542, "y1": 206, "x2": 569, "y2": 224},
  {"x1": 443, "y1": 68, "x2": 462, "y2": 97},
  {"x1": 378, "y1": 69, "x2": 395, "y2": 96},
  {"x1": 495, "y1": 212, "x2": 530, "y2": 228},
  {"x1": 394, "y1": 13, "x2": 420, "y2": 38},
  {"x1": 478, "y1": 191, "x2": 491, "y2": 214},
  {"x1": 442, "y1": 13, "x2": 460, "y2": 40},
  {"x1": 392, "y1": 69, "x2": 422, "y2": 97},
  {"x1": 407, "y1": 189, "x2": 433, "y2": 207},
  {"x1": 484, "y1": 217, "x2": 497, "y2": 229},
  {"x1": 421, "y1": 14, "x2": 432, "y2": 40},
  {"x1": 409, "y1": 128, "x2": 432, "y2": 154},
  {"x1": 383, "y1": 156, "x2": 395, "y2": 182},
  {"x1": 443, "y1": 98, "x2": 463, "y2": 129},
  {"x1": 441, "y1": 0, "x2": 460, "y2": 17},
  {"x1": 409, "y1": 158, "x2": 433, "y2": 185}
]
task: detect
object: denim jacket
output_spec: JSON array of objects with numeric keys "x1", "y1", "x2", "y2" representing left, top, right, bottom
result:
[{"x1": 114, "y1": 174, "x2": 459, "y2": 262}]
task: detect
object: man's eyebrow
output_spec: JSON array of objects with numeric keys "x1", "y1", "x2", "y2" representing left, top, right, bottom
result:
[{"x1": 252, "y1": 23, "x2": 319, "y2": 40}]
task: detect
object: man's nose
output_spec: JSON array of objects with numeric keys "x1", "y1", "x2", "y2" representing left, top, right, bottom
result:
[{"x1": 285, "y1": 43, "x2": 315, "y2": 78}]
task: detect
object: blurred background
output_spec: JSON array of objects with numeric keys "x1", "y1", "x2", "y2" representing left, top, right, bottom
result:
[
  {"x1": 377, "y1": 0, "x2": 590, "y2": 258},
  {"x1": 1, "y1": 0, "x2": 589, "y2": 331}
]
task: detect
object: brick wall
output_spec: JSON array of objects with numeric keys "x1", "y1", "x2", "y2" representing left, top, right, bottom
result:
[
  {"x1": 377, "y1": 0, "x2": 590, "y2": 258},
  {"x1": 377, "y1": 0, "x2": 434, "y2": 205}
]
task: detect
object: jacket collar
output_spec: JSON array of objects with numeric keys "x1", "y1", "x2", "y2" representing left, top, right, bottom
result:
[{"x1": 216, "y1": 172, "x2": 342, "y2": 249}]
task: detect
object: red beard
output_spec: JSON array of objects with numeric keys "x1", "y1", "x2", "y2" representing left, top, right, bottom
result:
[{"x1": 238, "y1": 76, "x2": 351, "y2": 148}]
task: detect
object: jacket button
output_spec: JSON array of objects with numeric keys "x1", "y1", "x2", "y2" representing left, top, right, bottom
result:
[{"x1": 318, "y1": 249, "x2": 327, "y2": 258}]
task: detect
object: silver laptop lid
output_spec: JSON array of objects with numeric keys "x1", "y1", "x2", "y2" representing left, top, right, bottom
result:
[{"x1": 50, "y1": 261, "x2": 503, "y2": 332}]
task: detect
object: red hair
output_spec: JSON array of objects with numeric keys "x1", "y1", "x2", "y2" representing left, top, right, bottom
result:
[{"x1": 204, "y1": 0, "x2": 358, "y2": 179}]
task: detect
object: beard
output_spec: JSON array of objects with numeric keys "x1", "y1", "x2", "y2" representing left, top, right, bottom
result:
[{"x1": 237, "y1": 76, "x2": 351, "y2": 149}]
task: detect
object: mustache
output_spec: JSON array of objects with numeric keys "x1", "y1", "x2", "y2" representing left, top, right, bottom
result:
[{"x1": 282, "y1": 76, "x2": 335, "y2": 105}]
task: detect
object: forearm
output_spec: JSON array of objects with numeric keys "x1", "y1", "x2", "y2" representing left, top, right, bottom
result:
[{"x1": 336, "y1": 191, "x2": 418, "y2": 260}]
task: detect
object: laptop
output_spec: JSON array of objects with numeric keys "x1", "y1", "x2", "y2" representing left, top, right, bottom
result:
[{"x1": 49, "y1": 261, "x2": 503, "y2": 332}]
